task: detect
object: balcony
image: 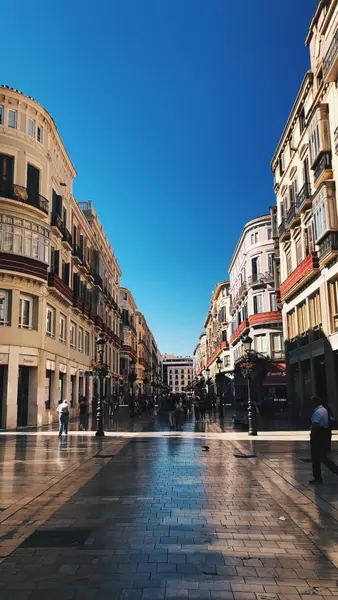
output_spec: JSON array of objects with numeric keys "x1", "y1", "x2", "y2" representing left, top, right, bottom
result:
[
  {"x1": 0, "y1": 252, "x2": 47, "y2": 281},
  {"x1": 280, "y1": 252, "x2": 319, "y2": 301},
  {"x1": 313, "y1": 152, "x2": 333, "y2": 187},
  {"x1": 206, "y1": 341, "x2": 229, "y2": 368},
  {"x1": 249, "y1": 311, "x2": 282, "y2": 327},
  {"x1": 318, "y1": 230, "x2": 338, "y2": 266},
  {"x1": 51, "y1": 213, "x2": 63, "y2": 236},
  {"x1": 72, "y1": 294, "x2": 82, "y2": 312},
  {"x1": 247, "y1": 272, "x2": 273, "y2": 288},
  {"x1": 93, "y1": 273, "x2": 103, "y2": 289},
  {"x1": 0, "y1": 181, "x2": 49, "y2": 215},
  {"x1": 297, "y1": 182, "x2": 311, "y2": 213},
  {"x1": 48, "y1": 272, "x2": 72, "y2": 304},
  {"x1": 72, "y1": 244, "x2": 84, "y2": 265},
  {"x1": 61, "y1": 227, "x2": 72, "y2": 250},
  {"x1": 278, "y1": 218, "x2": 290, "y2": 241},
  {"x1": 230, "y1": 319, "x2": 249, "y2": 346},
  {"x1": 286, "y1": 201, "x2": 301, "y2": 229},
  {"x1": 94, "y1": 315, "x2": 104, "y2": 330},
  {"x1": 323, "y1": 29, "x2": 338, "y2": 82}
]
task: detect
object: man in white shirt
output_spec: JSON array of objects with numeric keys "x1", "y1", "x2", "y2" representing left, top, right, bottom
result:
[
  {"x1": 57, "y1": 399, "x2": 69, "y2": 436},
  {"x1": 310, "y1": 396, "x2": 338, "y2": 484}
]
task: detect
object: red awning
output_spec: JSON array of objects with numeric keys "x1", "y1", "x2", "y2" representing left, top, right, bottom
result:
[{"x1": 263, "y1": 362, "x2": 287, "y2": 386}]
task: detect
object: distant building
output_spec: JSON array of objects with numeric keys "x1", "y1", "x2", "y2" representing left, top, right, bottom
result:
[{"x1": 162, "y1": 354, "x2": 193, "y2": 393}]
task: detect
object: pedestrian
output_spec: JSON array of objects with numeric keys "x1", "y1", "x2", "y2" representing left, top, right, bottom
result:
[
  {"x1": 175, "y1": 399, "x2": 185, "y2": 431},
  {"x1": 109, "y1": 395, "x2": 116, "y2": 423},
  {"x1": 167, "y1": 394, "x2": 176, "y2": 429},
  {"x1": 309, "y1": 395, "x2": 338, "y2": 484},
  {"x1": 194, "y1": 394, "x2": 200, "y2": 422},
  {"x1": 57, "y1": 399, "x2": 69, "y2": 436},
  {"x1": 79, "y1": 395, "x2": 88, "y2": 430}
]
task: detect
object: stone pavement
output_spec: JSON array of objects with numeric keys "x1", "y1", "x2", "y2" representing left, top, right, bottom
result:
[{"x1": 1, "y1": 415, "x2": 338, "y2": 599}]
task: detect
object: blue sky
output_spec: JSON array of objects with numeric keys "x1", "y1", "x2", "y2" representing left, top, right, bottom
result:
[{"x1": 1, "y1": 0, "x2": 318, "y2": 355}]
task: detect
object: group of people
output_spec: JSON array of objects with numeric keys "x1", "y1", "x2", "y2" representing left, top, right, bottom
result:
[
  {"x1": 128, "y1": 394, "x2": 155, "y2": 418},
  {"x1": 158, "y1": 392, "x2": 209, "y2": 430}
]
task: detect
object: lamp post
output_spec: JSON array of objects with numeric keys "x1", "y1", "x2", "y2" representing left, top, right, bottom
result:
[
  {"x1": 95, "y1": 334, "x2": 107, "y2": 437},
  {"x1": 241, "y1": 334, "x2": 257, "y2": 436}
]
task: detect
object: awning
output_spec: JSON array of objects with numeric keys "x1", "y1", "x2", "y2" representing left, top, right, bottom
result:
[{"x1": 263, "y1": 362, "x2": 287, "y2": 386}]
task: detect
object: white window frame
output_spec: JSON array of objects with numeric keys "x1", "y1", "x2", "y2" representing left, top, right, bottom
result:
[
  {"x1": 78, "y1": 327, "x2": 83, "y2": 352},
  {"x1": 0, "y1": 290, "x2": 8, "y2": 325},
  {"x1": 0, "y1": 106, "x2": 3, "y2": 125},
  {"x1": 254, "y1": 334, "x2": 267, "y2": 354},
  {"x1": 253, "y1": 293, "x2": 264, "y2": 314},
  {"x1": 19, "y1": 295, "x2": 33, "y2": 329},
  {"x1": 37, "y1": 125, "x2": 43, "y2": 143},
  {"x1": 8, "y1": 109, "x2": 17, "y2": 129},
  {"x1": 59, "y1": 314, "x2": 66, "y2": 344},
  {"x1": 85, "y1": 331, "x2": 90, "y2": 355},
  {"x1": 70, "y1": 322, "x2": 76, "y2": 348},
  {"x1": 28, "y1": 119, "x2": 35, "y2": 138},
  {"x1": 46, "y1": 306, "x2": 55, "y2": 337},
  {"x1": 269, "y1": 292, "x2": 277, "y2": 312}
]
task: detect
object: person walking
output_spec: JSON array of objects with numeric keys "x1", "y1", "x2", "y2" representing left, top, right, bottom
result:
[
  {"x1": 310, "y1": 395, "x2": 338, "y2": 484},
  {"x1": 57, "y1": 399, "x2": 69, "y2": 436},
  {"x1": 167, "y1": 394, "x2": 176, "y2": 429},
  {"x1": 79, "y1": 396, "x2": 88, "y2": 430},
  {"x1": 194, "y1": 394, "x2": 200, "y2": 422}
]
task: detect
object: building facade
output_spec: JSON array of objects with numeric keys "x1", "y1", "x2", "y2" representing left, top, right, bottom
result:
[
  {"x1": 162, "y1": 354, "x2": 193, "y2": 393},
  {"x1": 119, "y1": 287, "x2": 137, "y2": 398},
  {"x1": 136, "y1": 311, "x2": 152, "y2": 394},
  {"x1": 202, "y1": 281, "x2": 232, "y2": 379},
  {"x1": 229, "y1": 215, "x2": 286, "y2": 402},
  {"x1": 271, "y1": 0, "x2": 338, "y2": 419},
  {"x1": 0, "y1": 86, "x2": 122, "y2": 428}
]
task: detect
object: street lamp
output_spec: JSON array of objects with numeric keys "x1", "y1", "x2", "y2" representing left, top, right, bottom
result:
[
  {"x1": 215, "y1": 356, "x2": 223, "y2": 415},
  {"x1": 95, "y1": 334, "x2": 107, "y2": 437},
  {"x1": 241, "y1": 334, "x2": 257, "y2": 436}
]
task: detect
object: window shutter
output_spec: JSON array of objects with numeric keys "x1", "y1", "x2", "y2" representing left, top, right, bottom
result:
[
  {"x1": 54, "y1": 250, "x2": 59, "y2": 275},
  {"x1": 64, "y1": 263, "x2": 70, "y2": 286}
]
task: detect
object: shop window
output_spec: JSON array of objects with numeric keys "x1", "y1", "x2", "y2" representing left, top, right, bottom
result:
[
  {"x1": 328, "y1": 279, "x2": 338, "y2": 332},
  {"x1": 45, "y1": 370, "x2": 52, "y2": 410}
]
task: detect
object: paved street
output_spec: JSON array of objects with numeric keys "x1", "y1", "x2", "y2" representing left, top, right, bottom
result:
[{"x1": 1, "y1": 413, "x2": 338, "y2": 599}]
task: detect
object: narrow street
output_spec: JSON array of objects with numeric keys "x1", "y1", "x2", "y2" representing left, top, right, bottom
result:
[{"x1": 1, "y1": 413, "x2": 338, "y2": 599}]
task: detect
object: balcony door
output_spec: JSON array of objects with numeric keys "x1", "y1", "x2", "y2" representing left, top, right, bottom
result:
[
  {"x1": 0, "y1": 154, "x2": 14, "y2": 195},
  {"x1": 27, "y1": 164, "x2": 40, "y2": 202},
  {"x1": 252, "y1": 256, "x2": 260, "y2": 280}
]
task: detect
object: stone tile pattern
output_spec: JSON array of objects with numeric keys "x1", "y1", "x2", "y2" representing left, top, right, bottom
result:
[{"x1": 1, "y1": 436, "x2": 338, "y2": 600}]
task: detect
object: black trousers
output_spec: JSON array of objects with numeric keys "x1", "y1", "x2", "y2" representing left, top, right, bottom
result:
[{"x1": 311, "y1": 428, "x2": 338, "y2": 481}]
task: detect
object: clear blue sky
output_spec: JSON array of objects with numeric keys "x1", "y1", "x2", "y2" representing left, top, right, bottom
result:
[{"x1": 1, "y1": 0, "x2": 318, "y2": 356}]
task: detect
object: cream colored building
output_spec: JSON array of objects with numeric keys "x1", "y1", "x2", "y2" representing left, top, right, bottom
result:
[
  {"x1": 162, "y1": 354, "x2": 193, "y2": 393},
  {"x1": 272, "y1": 0, "x2": 338, "y2": 418},
  {"x1": 119, "y1": 287, "x2": 137, "y2": 397},
  {"x1": 202, "y1": 281, "x2": 232, "y2": 379},
  {"x1": 0, "y1": 86, "x2": 122, "y2": 429},
  {"x1": 136, "y1": 311, "x2": 152, "y2": 393},
  {"x1": 193, "y1": 333, "x2": 207, "y2": 379}
]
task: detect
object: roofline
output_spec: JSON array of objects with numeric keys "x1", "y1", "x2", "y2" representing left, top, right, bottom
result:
[
  {"x1": 120, "y1": 287, "x2": 138, "y2": 310},
  {"x1": 305, "y1": 0, "x2": 333, "y2": 46},
  {"x1": 0, "y1": 85, "x2": 77, "y2": 177},
  {"x1": 204, "y1": 312, "x2": 211, "y2": 328},
  {"x1": 228, "y1": 214, "x2": 271, "y2": 273},
  {"x1": 213, "y1": 279, "x2": 230, "y2": 301},
  {"x1": 270, "y1": 71, "x2": 313, "y2": 169}
]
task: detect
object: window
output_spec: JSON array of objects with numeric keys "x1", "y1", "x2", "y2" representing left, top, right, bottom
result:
[
  {"x1": 269, "y1": 293, "x2": 277, "y2": 312},
  {"x1": 287, "y1": 309, "x2": 296, "y2": 339},
  {"x1": 0, "y1": 106, "x2": 3, "y2": 125},
  {"x1": 308, "y1": 105, "x2": 330, "y2": 167},
  {"x1": 0, "y1": 216, "x2": 50, "y2": 263},
  {"x1": 286, "y1": 250, "x2": 292, "y2": 277},
  {"x1": 85, "y1": 331, "x2": 90, "y2": 355},
  {"x1": 253, "y1": 294, "x2": 263, "y2": 314},
  {"x1": 70, "y1": 322, "x2": 76, "y2": 348},
  {"x1": 28, "y1": 119, "x2": 35, "y2": 137},
  {"x1": 329, "y1": 280, "x2": 338, "y2": 332},
  {"x1": 0, "y1": 290, "x2": 9, "y2": 325},
  {"x1": 8, "y1": 110, "x2": 17, "y2": 129},
  {"x1": 313, "y1": 183, "x2": 337, "y2": 242},
  {"x1": 19, "y1": 295, "x2": 33, "y2": 329},
  {"x1": 59, "y1": 314, "x2": 66, "y2": 344},
  {"x1": 304, "y1": 223, "x2": 315, "y2": 255},
  {"x1": 267, "y1": 228, "x2": 272, "y2": 240},
  {"x1": 297, "y1": 301, "x2": 308, "y2": 334},
  {"x1": 254, "y1": 334, "x2": 267, "y2": 354},
  {"x1": 78, "y1": 327, "x2": 83, "y2": 352},
  {"x1": 295, "y1": 237, "x2": 302, "y2": 265},
  {"x1": 299, "y1": 107, "x2": 306, "y2": 134},
  {"x1": 309, "y1": 292, "x2": 322, "y2": 328},
  {"x1": 224, "y1": 355, "x2": 230, "y2": 367},
  {"x1": 46, "y1": 306, "x2": 55, "y2": 337},
  {"x1": 271, "y1": 334, "x2": 283, "y2": 359},
  {"x1": 37, "y1": 125, "x2": 43, "y2": 143},
  {"x1": 3, "y1": 224, "x2": 13, "y2": 251},
  {"x1": 268, "y1": 253, "x2": 275, "y2": 276}
]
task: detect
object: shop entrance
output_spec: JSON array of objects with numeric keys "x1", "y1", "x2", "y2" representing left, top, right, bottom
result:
[{"x1": 17, "y1": 366, "x2": 29, "y2": 427}]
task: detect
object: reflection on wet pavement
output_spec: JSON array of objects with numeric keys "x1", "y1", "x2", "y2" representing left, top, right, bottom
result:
[{"x1": 0, "y1": 415, "x2": 338, "y2": 598}]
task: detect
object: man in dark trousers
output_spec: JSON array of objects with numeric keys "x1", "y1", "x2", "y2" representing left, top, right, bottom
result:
[{"x1": 310, "y1": 396, "x2": 338, "y2": 484}]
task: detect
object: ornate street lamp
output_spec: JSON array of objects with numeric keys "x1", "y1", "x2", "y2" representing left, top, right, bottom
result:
[
  {"x1": 95, "y1": 334, "x2": 107, "y2": 437},
  {"x1": 240, "y1": 334, "x2": 257, "y2": 436}
]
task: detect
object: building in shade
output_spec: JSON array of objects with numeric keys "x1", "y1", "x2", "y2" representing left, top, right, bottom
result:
[
  {"x1": 162, "y1": 354, "x2": 193, "y2": 393},
  {"x1": 271, "y1": 0, "x2": 338, "y2": 420},
  {"x1": 229, "y1": 214, "x2": 286, "y2": 404},
  {"x1": 119, "y1": 288, "x2": 137, "y2": 398}
]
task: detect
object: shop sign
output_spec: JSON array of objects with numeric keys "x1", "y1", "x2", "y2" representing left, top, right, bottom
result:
[{"x1": 19, "y1": 355, "x2": 38, "y2": 367}]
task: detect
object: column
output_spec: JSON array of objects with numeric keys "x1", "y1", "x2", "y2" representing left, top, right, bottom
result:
[{"x1": 5, "y1": 346, "x2": 19, "y2": 428}]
